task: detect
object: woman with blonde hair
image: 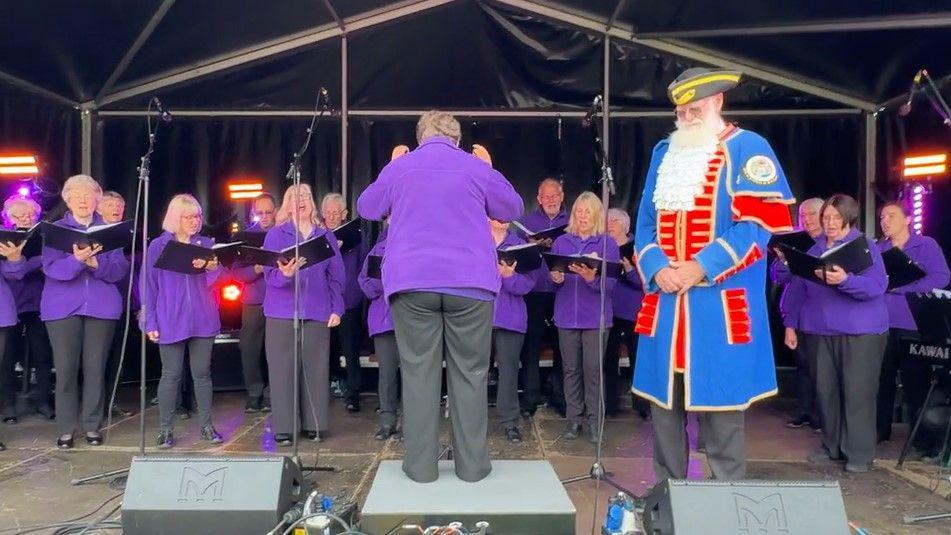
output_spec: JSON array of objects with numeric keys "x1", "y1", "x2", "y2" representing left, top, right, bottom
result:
[
  {"x1": 42, "y1": 174, "x2": 129, "y2": 449},
  {"x1": 264, "y1": 184, "x2": 345, "y2": 445},
  {"x1": 549, "y1": 191, "x2": 619, "y2": 443},
  {"x1": 143, "y1": 194, "x2": 225, "y2": 448}
]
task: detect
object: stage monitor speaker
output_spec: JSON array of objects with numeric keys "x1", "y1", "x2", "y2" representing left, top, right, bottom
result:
[
  {"x1": 121, "y1": 455, "x2": 309, "y2": 535},
  {"x1": 642, "y1": 479, "x2": 849, "y2": 535}
]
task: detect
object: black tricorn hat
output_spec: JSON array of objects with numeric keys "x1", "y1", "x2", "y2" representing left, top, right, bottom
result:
[{"x1": 667, "y1": 67, "x2": 742, "y2": 106}]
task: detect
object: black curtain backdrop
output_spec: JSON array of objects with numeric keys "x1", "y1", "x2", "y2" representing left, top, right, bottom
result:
[
  {"x1": 0, "y1": 84, "x2": 80, "y2": 214},
  {"x1": 90, "y1": 112, "x2": 863, "y2": 239},
  {"x1": 94, "y1": 116, "x2": 341, "y2": 237}
]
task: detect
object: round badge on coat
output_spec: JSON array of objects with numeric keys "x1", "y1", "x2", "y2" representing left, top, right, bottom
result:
[{"x1": 742, "y1": 155, "x2": 778, "y2": 185}]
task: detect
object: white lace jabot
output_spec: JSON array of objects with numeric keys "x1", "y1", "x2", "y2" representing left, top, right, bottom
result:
[{"x1": 652, "y1": 142, "x2": 717, "y2": 212}]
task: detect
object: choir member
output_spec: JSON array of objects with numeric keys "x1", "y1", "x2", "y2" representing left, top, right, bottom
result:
[
  {"x1": 264, "y1": 184, "x2": 344, "y2": 446},
  {"x1": 490, "y1": 218, "x2": 534, "y2": 442},
  {"x1": 1, "y1": 196, "x2": 53, "y2": 422},
  {"x1": 98, "y1": 190, "x2": 134, "y2": 417},
  {"x1": 517, "y1": 178, "x2": 569, "y2": 417},
  {"x1": 357, "y1": 110, "x2": 523, "y2": 483},
  {"x1": 357, "y1": 225, "x2": 399, "y2": 440},
  {"x1": 875, "y1": 200, "x2": 950, "y2": 444},
  {"x1": 772, "y1": 197, "x2": 824, "y2": 430},
  {"x1": 322, "y1": 192, "x2": 366, "y2": 413},
  {"x1": 233, "y1": 192, "x2": 277, "y2": 413},
  {"x1": 143, "y1": 194, "x2": 225, "y2": 448},
  {"x1": 604, "y1": 208, "x2": 648, "y2": 419},
  {"x1": 784, "y1": 194, "x2": 888, "y2": 472},
  {"x1": 43, "y1": 175, "x2": 129, "y2": 449},
  {"x1": 0, "y1": 232, "x2": 28, "y2": 451},
  {"x1": 549, "y1": 192, "x2": 619, "y2": 442}
]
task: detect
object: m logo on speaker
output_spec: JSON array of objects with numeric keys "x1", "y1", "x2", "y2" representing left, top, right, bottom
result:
[
  {"x1": 733, "y1": 492, "x2": 789, "y2": 533},
  {"x1": 178, "y1": 466, "x2": 227, "y2": 502}
]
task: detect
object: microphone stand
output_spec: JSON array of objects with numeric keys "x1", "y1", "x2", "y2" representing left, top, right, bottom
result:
[
  {"x1": 560, "y1": 95, "x2": 637, "y2": 501},
  {"x1": 917, "y1": 69, "x2": 951, "y2": 129},
  {"x1": 72, "y1": 97, "x2": 164, "y2": 485},
  {"x1": 286, "y1": 90, "x2": 334, "y2": 474}
]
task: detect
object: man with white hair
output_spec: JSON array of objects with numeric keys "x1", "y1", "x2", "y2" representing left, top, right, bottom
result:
[
  {"x1": 770, "y1": 197, "x2": 824, "y2": 431},
  {"x1": 633, "y1": 68, "x2": 794, "y2": 481},
  {"x1": 358, "y1": 110, "x2": 523, "y2": 483}
]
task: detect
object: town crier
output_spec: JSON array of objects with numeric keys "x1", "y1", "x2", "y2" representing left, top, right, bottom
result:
[{"x1": 632, "y1": 68, "x2": 795, "y2": 481}]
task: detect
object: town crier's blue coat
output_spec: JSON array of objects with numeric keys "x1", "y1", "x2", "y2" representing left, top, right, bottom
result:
[{"x1": 632, "y1": 127, "x2": 794, "y2": 411}]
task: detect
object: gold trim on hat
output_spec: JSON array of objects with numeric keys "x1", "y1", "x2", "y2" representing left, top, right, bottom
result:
[{"x1": 670, "y1": 73, "x2": 742, "y2": 101}]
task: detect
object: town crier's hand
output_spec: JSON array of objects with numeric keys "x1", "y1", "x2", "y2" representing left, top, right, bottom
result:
[
  {"x1": 654, "y1": 266, "x2": 683, "y2": 294},
  {"x1": 670, "y1": 260, "x2": 706, "y2": 294}
]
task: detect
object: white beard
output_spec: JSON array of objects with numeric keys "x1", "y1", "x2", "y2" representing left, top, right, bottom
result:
[{"x1": 653, "y1": 120, "x2": 720, "y2": 212}]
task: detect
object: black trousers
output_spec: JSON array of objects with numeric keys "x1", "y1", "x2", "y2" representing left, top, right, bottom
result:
[
  {"x1": 391, "y1": 292, "x2": 493, "y2": 483},
  {"x1": 604, "y1": 317, "x2": 648, "y2": 415},
  {"x1": 802, "y1": 332, "x2": 887, "y2": 467},
  {"x1": 239, "y1": 304, "x2": 269, "y2": 399},
  {"x1": 331, "y1": 306, "x2": 363, "y2": 403},
  {"x1": 520, "y1": 292, "x2": 563, "y2": 410},
  {"x1": 876, "y1": 328, "x2": 916, "y2": 441},
  {"x1": 1, "y1": 311, "x2": 52, "y2": 415},
  {"x1": 103, "y1": 311, "x2": 136, "y2": 414}
]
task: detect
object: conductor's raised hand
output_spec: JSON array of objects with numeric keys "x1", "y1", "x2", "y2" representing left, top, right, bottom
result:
[
  {"x1": 472, "y1": 144, "x2": 492, "y2": 166},
  {"x1": 391, "y1": 145, "x2": 410, "y2": 161}
]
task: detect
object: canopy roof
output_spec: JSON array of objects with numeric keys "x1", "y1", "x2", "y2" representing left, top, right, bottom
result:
[{"x1": 1, "y1": 0, "x2": 946, "y2": 113}]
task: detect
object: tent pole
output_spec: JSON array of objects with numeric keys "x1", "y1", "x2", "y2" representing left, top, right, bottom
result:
[
  {"x1": 96, "y1": 108, "x2": 862, "y2": 118},
  {"x1": 863, "y1": 112, "x2": 877, "y2": 235},
  {"x1": 341, "y1": 34, "x2": 348, "y2": 204},
  {"x1": 81, "y1": 109, "x2": 93, "y2": 175},
  {"x1": 602, "y1": 34, "x2": 610, "y2": 162}
]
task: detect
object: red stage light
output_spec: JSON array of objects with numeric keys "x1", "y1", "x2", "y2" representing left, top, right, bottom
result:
[{"x1": 222, "y1": 284, "x2": 242, "y2": 302}]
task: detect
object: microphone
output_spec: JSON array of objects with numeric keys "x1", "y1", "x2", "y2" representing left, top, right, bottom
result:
[
  {"x1": 154, "y1": 97, "x2": 173, "y2": 122},
  {"x1": 899, "y1": 70, "x2": 924, "y2": 117},
  {"x1": 582, "y1": 95, "x2": 603, "y2": 127}
]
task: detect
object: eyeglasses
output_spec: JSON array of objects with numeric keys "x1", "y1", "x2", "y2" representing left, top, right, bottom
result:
[
  {"x1": 674, "y1": 105, "x2": 705, "y2": 120},
  {"x1": 181, "y1": 213, "x2": 202, "y2": 222}
]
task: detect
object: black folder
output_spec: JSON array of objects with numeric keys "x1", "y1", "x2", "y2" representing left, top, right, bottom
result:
[
  {"x1": 881, "y1": 246, "x2": 927, "y2": 290},
  {"x1": 769, "y1": 230, "x2": 815, "y2": 253},
  {"x1": 239, "y1": 234, "x2": 334, "y2": 271},
  {"x1": 154, "y1": 240, "x2": 243, "y2": 274},
  {"x1": 40, "y1": 220, "x2": 133, "y2": 254},
  {"x1": 366, "y1": 255, "x2": 383, "y2": 280},
  {"x1": 511, "y1": 221, "x2": 567, "y2": 243},
  {"x1": 497, "y1": 243, "x2": 543, "y2": 273},
  {"x1": 779, "y1": 235, "x2": 873, "y2": 283},
  {"x1": 331, "y1": 219, "x2": 363, "y2": 253},
  {"x1": 618, "y1": 241, "x2": 635, "y2": 263},
  {"x1": 232, "y1": 230, "x2": 267, "y2": 248},
  {"x1": 543, "y1": 253, "x2": 622, "y2": 278},
  {"x1": 0, "y1": 224, "x2": 41, "y2": 258}
]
